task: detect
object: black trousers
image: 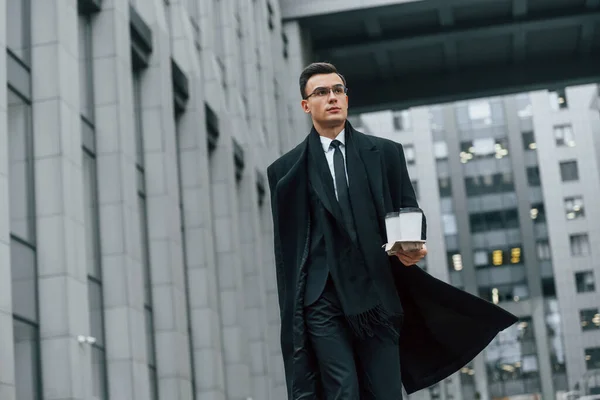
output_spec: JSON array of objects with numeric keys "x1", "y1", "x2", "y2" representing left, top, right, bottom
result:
[{"x1": 305, "y1": 278, "x2": 403, "y2": 400}]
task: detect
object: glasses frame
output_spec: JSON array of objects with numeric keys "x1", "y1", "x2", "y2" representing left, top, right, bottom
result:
[{"x1": 304, "y1": 84, "x2": 348, "y2": 100}]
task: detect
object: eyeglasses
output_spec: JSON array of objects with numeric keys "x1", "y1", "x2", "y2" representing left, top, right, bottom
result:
[{"x1": 304, "y1": 84, "x2": 348, "y2": 100}]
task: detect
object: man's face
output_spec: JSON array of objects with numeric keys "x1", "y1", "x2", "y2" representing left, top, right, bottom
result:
[{"x1": 301, "y1": 73, "x2": 348, "y2": 128}]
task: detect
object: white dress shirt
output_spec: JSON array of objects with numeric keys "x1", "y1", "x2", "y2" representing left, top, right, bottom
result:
[{"x1": 319, "y1": 129, "x2": 348, "y2": 200}]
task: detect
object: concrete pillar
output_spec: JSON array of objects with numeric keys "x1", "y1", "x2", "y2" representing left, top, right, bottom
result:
[
  {"x1": 0, "y1": 0, "x2": 17, "y2": 398},
  {"x1": 92, "y1": 2, "x2": 150, "y2": 399},
  {"x1": 29, "y1": 1, "x2": 90, "y2": 399}
]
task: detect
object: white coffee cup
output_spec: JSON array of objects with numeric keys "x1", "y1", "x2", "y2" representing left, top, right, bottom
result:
[{"x1": 385, "y1": 208, "x2": 423, "y2": 243}]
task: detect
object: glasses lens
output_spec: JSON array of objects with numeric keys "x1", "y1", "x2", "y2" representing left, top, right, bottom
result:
[
  {"x1": 333, "y1": 86, "x2": 345, "y2": 95},
  {"x1": 315, "y1": 88, "x2": 329, "y2": 97}
]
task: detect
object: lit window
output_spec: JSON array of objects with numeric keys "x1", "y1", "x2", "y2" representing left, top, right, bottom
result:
[
  {"x1": 554, "y1": 125, "x2": 575, "y2": 147},
  {"x1": 510, "y1": 247, "x2": 521, "y2": 264},
  {"x1": 522, "y1": 131, "x2": 536, "y2": 150},
  {"x1": 585, "y1": 347, "x2": 600, "y2": 370},
  {"x1": 580, "y1": 308, "x2": 600, "y2": 331},
  {"x1": 468, "y1": 100, "x2": 491, "y2": 124},
  {"x1": 492, "y1": 250, "x2": 503, "y2": 266},
  {"x1": 443, "y1": 214, "x2": 457, "y2": 235},
  {"x1": 452, "y1": 254, "x2": 463, "y2": 271},
  {"x1": 564, "y1": 196, "x2": 584, "y2": 220},
  {"x1": 550, "y1": 89, "x2": 568, "y2": 110}
]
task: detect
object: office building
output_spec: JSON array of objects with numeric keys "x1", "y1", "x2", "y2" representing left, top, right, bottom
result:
[
  {"x1": 1, "y1": 0, "x2": 311, "y2": 399},
  {"x1": 351, "y1": 85, "x2": 600, "y2": 400}
]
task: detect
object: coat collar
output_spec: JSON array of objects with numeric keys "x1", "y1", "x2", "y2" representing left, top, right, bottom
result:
[{"x1": 274, "y1": 121, "x2": 386, "y2": 221}]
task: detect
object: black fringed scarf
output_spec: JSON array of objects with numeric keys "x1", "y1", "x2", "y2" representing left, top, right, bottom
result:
[{"x1": 307, "y1": 127, "x2": 400, "y2": 339}]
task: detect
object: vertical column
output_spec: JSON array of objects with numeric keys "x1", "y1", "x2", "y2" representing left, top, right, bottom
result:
[
  {"x1": 136, "y1": 4, "x2": 195, "y2": 399},
  {"x1": 441, "y1": 105, "x2": 490, "y2": 400},
  {"x1": 0, "y1": 0, "x2": 17, "y2": 398},
  {"x1": 503, "y1": 96, "x2": 554, "y2": 400},
  {"x1": 92, "y1": 3, "x2": 149, "y2": 399},
  {"x1": 30, "y1": 2, "x2": 90, "y2": 399}
]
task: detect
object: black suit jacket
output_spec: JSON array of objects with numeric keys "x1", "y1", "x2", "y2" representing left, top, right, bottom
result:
[{"x1": 267, "y1": 122, "x2": 517, "y2": 399}]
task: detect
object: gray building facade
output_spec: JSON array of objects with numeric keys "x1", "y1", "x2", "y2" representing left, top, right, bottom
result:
[
  {"x1": 353, "y1": 85, "x2": 600, "y2": 400},
  {"x1": 1, "y1": 0, "x2": 313, "y2": 400}
]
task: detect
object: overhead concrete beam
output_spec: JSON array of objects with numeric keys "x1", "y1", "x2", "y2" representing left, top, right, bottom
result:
[
  {"x1": 347, "y1": 58, "x2": 600, "y2": 113},
  {"x1": 317, "y1": 11, "x2": 600, "y2": 57}
]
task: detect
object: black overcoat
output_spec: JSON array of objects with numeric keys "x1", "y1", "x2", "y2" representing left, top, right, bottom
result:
[{"x1": 267, "y1": 122, "x2": 517, "y2": 399}]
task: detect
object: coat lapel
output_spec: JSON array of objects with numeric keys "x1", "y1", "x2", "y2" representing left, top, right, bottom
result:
[
  {"x1": 307, "y1": 128, "x2": 345, "y2": 225},
  {"x1": 348, "y1": 123, "x2": 387, "y2": 222}
]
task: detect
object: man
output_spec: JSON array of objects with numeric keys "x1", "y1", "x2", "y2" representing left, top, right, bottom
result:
[{"x1": 267, "y1": 62, "x2": 517, "y2": 399}]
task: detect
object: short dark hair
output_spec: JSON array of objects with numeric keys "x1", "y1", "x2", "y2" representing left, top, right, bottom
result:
[{"x1": 299, "y1": 62, "x2": 347, "y2": 99}]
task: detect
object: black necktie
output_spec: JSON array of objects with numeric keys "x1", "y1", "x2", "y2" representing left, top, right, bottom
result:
[{"x1": 330, "y1": 140, "x2": 357, "y2": 240}]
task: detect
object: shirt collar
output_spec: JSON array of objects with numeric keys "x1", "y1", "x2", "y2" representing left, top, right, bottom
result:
[{"x1": 320, "y1": 129, "x2": 346, "y2": 152}]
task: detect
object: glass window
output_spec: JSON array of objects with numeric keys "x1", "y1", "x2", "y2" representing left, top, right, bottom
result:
[
  {"x1": 145, "y1": 307, "x2": 156, "y2": 367},
  {"x1": 83, "y1": 152, "x2": 101, "y2": 278},
  {"x1": 11, "y1": 240, "x2": 37, "y2": 322},
  {"x1": 527, "y1": 166, "x2": 541, "y2": 187},
  {"x1": 550, "y1": 89, "x2": 568, "y2": 110},
  {"x1": 393, "y1": 110, "x2": 411, "y2": 131},
  {"x1": 429, "y1": 106, "x2": 444, "y2": 132},
  {"x1": 433, "y1": 141, "x2": 448, "y2": 160},
  {"x1": 585, "y1": 347, "x2": 600, "y2": 370},
  {"x1": 560, "y1": 161, "x2": 579, "y2": 182},
  {"x1": 91, "y1": 346, "x2": 108, "y2": 400},
  {"x1": 88, "y1": 281, "x2": 105, "y2": 347},
  {"x1": 570, "y1": 234, "x2": 590, "y2": 257},
  {"x1": 536, "y1": 240, "x2": 551, "y2": 260},
  {"x1": 404, "y1": 145, "x2": 415, "y2": 165},
  {"x1": 554, "y1": 125, "x2": 575, "y2": 147},
  {"x1": 580, "y1": 309, "x2": 600, "y2": 331},
  {"x1": 442, "y1": 214, "x2": 457, "y2": 235},
  {"x1": 516, "y1": 94, "x2": 533, "y2": 118},
  {"x1": 7, "y1": 0, "x2": 31, "y2": 64},
  {"x1": 564, "y1": 196, "x2": 584, "y2": 220},
  {"x1": 575, "y1": 271, "x2": 595, "y2": 293},
  {"x1": 13, "y1": 319, "x2": 40, "y2": 400},
  {"x1": 78, "y1": 15, "x2": 94, "y2": 122},
  {"x1": 474, "y1": 250, "x2": 488, "y2": 266},
  {"x1": 8, "y1": 89, "x2": 34, "y2": 242},
  {"x1": 133, "y1": 73, "x2": 145, "y2": 168},
  {"x1": 438, "y1": 177, "x2": 452, "y2": 197},
  {"x1": 522, "y1": 131, "x2": 536, "y2": 151},
  {"x1": 468, "y1": 100, "x2": 491, "y2": 123}
]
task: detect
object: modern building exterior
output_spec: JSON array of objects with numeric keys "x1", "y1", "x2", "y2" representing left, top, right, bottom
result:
[
  {"x1": 1, "y1": 0, "x2": 312, "y2": 400},
  {"x1": 351, "y1": 84, "x2": 600, "y2": 400}
]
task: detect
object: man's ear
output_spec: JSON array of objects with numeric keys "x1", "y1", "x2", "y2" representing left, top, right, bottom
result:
[{"x1": 301, "y1": 99, "x2": 310, "y2": 114}]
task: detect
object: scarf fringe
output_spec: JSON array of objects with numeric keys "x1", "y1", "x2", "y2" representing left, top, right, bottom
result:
[{"x1": 345, "y1": 304, "x2": 399, "y2": 340}]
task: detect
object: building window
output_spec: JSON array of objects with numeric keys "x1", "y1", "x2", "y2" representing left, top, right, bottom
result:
[
  {"x1": 393, "y1": 110, "x2": 411, "y2": 131},
  {"x1": 433, "y1": 141, "x2": 448, "y2": 160},
  {"x1": 585, "y1": 347, "x2": 600, "y2": 370},
  {"x1": 550, "y1": 89, "x2": 568, "y2": 110},
  {"x1": 536, "y1": 240, "x2": 551, "y2": 260},
  {"x1": 560, "y1": 161, "x2": 579, "y2": 182},
  {"x1": 526, "y1": 166, "x2": 541, "y2": 187},
  {"x1": 580, "y1": 309, "x2": 600, "y2": 331},
  {"x1": 7, "y1": 0, "x2": 31, "y2": 64},
  {"x1": 9, "y1": 86, "x2": 41, "y2": 400},
  {"x1": 267, "y1": 1, "x2": 274, "y2": 30},
  {"x1": 442, "y1": 214, "x2": 458, "y2": 235},
  {"x1": 133, "y1": 70, "x2": 159, "y2": 400},
  {"x1": 474, "y1": 250, "x2": 488, "y2": 266},
  {"x1": 564, "y1": 196, "x2": 584, "y2": 220},
  {"x1": 460, "y1": 137, "x2": 509, "y2": 163},
  {"x1": 554, "y1": 124, "x2": 575, "y2": 147},
  {"x1": 438, "y1": 177, "x2": 452, "y2": 197},
  {"x1": 570, "y1": 234, "x2": 590, "y2": 257},
  {"x1": 404, "y1": 145, "x2": 416, "y2": 165},
  {"x1": 282, "y1": 32, "x2": 288, "y2": 59},
  {"x1": 575, "y1": 271, "x2": 595, "y2": 293},
  {"x1": 522, "y1": 131, "x2": 536, "y2": 150}
]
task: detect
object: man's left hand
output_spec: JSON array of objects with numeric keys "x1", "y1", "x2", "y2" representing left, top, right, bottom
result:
[{"x1": 395, "y1": 244, "x2": 427, "y2": 266}]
